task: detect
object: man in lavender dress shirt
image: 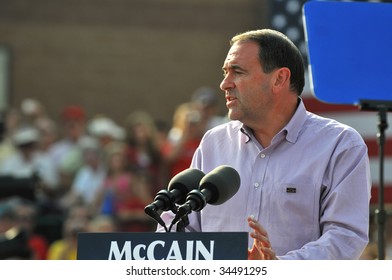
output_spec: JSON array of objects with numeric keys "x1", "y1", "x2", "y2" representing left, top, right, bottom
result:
[{"x1": 159, "y1": 29, "x2": 371, "y2": 260}]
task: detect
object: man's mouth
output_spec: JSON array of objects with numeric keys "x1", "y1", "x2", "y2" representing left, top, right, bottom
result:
[{"x1": 226, "y1": 95, "x2": 237, "y2": 105}]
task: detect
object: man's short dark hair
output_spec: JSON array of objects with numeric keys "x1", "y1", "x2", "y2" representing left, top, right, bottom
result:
[{"x1": 230, "y1": 29, "x2": 305, "y2": 95}]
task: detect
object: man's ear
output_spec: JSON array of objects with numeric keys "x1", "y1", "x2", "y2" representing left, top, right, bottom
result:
[{"x1": 272, "y1": 67, "x2": 291, "y2": 92}]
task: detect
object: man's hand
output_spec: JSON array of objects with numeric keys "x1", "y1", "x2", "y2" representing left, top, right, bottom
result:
[{"x1": 247, "y1": 216, "x2": 277, "y2": 260}]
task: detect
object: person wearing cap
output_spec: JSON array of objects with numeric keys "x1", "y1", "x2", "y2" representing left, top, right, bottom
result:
[
  {"x1": 0, "y1": 125, "x2": 58, "y2": 191},
  {"x1": 191, "y1": 86, "x2": 228, "y2": 131},
  {"x1": 59, "y1": 136, "x2": 106, "y2": 212},
  {"x1": 47, "y1": 105, "x2": 90, "y2": 194},
  {"x1": 87, "y1": 115, "x2": 126, "y2": 151}
]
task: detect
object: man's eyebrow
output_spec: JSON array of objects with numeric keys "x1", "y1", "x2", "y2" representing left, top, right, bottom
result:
[{"x1": 222, "y1": 64, "x2": 247, "y2": 72}]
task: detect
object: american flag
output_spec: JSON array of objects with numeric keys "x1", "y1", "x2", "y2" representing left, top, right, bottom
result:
[{"x1": 269, "y1": 0, "x2": 392, "y2": 205}]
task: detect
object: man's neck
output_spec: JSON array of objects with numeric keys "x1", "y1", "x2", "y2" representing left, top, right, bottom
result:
[{"x1": 251, "y1": 97, "x2": 299, "y2": 147}]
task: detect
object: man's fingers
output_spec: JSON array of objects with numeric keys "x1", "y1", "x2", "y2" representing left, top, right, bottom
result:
[
  {"x1": 248, "y1": 217, "x2": 269, "y2": 238},
  {"x1": 250, "y1": 231, "x2": 271, "y2": 249}
]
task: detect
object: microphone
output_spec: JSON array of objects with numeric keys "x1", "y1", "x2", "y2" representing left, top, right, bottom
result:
[
  {"x1": 171, "y1": 165, "x2": 241, "y2": 225},
  {"x1": 144, "y1": 168, "x2": 205, "y2": 227}
]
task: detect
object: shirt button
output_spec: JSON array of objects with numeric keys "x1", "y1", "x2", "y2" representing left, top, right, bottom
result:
[
  {"x1": 254, "y1": 182, "x2": 260, "y2": 188},
  {"x1": 260, "y1": 153, "x2": 266, "y2": 158}
]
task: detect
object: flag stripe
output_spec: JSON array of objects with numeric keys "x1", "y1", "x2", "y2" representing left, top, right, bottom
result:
[
  {"x1": 371, "y1": 187, "x2": 392, "y2": 204},
  {"x1": 366, "y1": 139, "x2": 392, "y2": 157}
]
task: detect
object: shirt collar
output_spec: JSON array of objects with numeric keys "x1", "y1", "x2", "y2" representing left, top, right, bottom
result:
[
  {"x1": 239, "y1": 97, "x2": 307, "y2": 144},
  {"x1": 284, "y1": 97, "x2": 307, "y2": 144},
  {"x1": 239, "y1": 126, "x2": 252, "y2": 143}
]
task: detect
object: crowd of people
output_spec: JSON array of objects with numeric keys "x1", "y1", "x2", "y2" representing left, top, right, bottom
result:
[{"x1": 0, "y1": 86, "x2": 228, "y2": 259}]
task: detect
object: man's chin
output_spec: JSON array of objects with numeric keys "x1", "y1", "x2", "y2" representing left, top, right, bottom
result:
[{"x1": 227, "y1": 111, "x2": 240, "y2": 121}]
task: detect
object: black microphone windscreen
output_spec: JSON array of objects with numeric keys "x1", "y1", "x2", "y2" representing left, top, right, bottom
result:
[
  {"x1": 167, "y1": 168, "x2": 205, "y2": 204},
  {"x1": 199, "y1": 165, "x2": 240, "y2": 205}
]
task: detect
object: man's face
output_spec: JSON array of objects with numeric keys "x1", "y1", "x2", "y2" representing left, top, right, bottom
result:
[
  {"x1": 220, "y1": 41, "x2": 274, "y2": 127},
  {"x1": 64, "y1": 120, "x2": 85, "y2": 141}
]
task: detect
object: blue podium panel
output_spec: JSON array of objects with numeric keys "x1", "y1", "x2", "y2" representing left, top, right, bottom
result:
[
  {"x1": 77, "y1": 232, "x2": 248, "y2": 260},
  {"x1": 303, "y1": 1, "x2": 392, "y2": 105}
]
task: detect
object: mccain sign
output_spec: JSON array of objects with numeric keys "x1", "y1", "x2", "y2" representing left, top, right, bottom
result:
[{"x1": 77, "y1": 232, "x2": 248, "y2": 260}]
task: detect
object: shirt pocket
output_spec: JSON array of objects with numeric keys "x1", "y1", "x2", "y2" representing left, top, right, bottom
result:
[{"x1": 268, "y1": 182, "x2": 319, "y2": 247}]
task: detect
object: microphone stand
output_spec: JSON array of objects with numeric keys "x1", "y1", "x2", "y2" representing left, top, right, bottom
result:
[
  {"x1": 360, "y1": 99, "x2": 392, "y2": 260},
  {"x1": 145, "y1": 202, "x2": 190, "y2": 232},
  {"x1": 176, "y1": 215, "x2": 189, "y2": 232},
  {"x1": 167, "y1": 206, "x2": 189, "y2": 232}
]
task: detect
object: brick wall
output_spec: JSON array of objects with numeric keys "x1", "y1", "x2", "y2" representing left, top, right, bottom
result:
[{"x1": 0, "y1": 0, "x2": 267, "y2": 125}]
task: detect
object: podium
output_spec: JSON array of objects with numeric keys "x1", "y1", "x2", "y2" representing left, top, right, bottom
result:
[{"x1": 77, "y1": 232, "x2": 248, "y2": 260}]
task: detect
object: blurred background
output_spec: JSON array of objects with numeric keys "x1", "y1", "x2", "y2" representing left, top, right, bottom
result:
[{"x1": 0, "y1": 0, "x2": 269, "y2": 124}]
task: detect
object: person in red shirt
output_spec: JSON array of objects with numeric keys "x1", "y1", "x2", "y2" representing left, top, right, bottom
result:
[{"x1": 162, "y1": 102, "x2": 206, "y2": 179}]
